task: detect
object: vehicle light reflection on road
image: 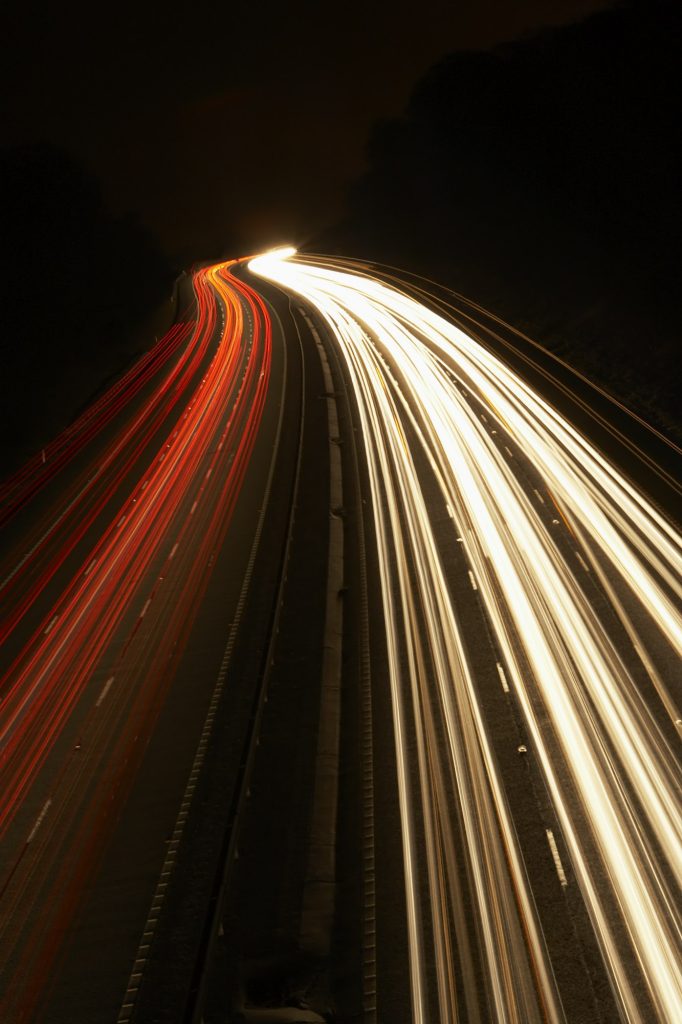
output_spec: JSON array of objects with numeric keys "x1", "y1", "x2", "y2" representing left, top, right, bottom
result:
[{"x1": 250, "y1": 250, "x2": 682, "y2": 1023}]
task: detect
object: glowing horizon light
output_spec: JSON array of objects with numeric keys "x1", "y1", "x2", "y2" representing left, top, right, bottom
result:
[{"x1": 248, "y1": 245, "x2": 297, "y2": 271}]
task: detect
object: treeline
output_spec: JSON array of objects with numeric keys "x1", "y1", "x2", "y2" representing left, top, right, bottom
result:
[
  {"x1": 321, "y1": 0, "x2": 681, "y2": 437},
  {"x1": 0, "y1": 144, "x2": 174, "y2": 472}
]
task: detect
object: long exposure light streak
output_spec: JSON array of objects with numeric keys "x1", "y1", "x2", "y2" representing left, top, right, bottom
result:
[
  {"x1": 0, "y1": 262, "x2": 272, "y2": 1022},
  {"x1": 250, "y1": 250, "x2": 682, "y2": 1023}
]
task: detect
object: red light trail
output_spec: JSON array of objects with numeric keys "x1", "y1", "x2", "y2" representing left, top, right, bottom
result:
[{"x1": 0, "y1": 262, "x2": 272, "y2": 1022}]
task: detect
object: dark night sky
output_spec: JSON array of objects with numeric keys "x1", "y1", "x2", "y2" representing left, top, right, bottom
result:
[{"x1": 3, "y1": 0, "x2": 616, "y2": 261}]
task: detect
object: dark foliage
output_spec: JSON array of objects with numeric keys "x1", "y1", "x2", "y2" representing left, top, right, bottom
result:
[
  {"x1": 320, "y1": 0, "x2": 681, "y2": 437},
  {"x1": 0, "y1": 143, "x2": 174, "y2": 471}
]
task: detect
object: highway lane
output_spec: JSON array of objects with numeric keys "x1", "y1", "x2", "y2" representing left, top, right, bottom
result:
[
  {"x1": 0, "y1": 262, "x2": 281, "y2": 1022},
  {"x1": 326, "y1": 253, "x2": 682, "y2": 521},
  {"x1": 123, "y1": 267, "x2": 311, "y2": 1024},
  {"x1": 0, "y1": 277, "x2": 202, "y2": 659},
  {"x1": 184, "y1": 278, "x2": 339, "y2": 1024},
  {"x1": 250, "y1": 250, "x2": 682, "y2": 1023}
]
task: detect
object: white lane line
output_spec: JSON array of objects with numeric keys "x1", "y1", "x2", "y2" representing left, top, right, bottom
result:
[
  {"x1": 27, "y1": 799, "x2": 52, "y2": 844},
  {"x1": 546, "y1": 829, "x2": 568, "y2": 887},
  {"x1": 44, "y1": 615, "x2": 58, "y2": 635},
  {"x1": 84, "y1": 558, "x2": 97, "y2": 576},
  {"x1": 190, "y1": 500, "x2": 198, "y2": 515},
  {"x1": 446, "y1": 504, "x2": 454, "y2": 519},
  {"x1": 576, "y1": 551, "x2": 591, "y2": 573},
  {"x1": 205, "y1": 467, "x2": 212, "y2": 479},
  {"x1": 504, "y1": 445, "x2": 513, "y2": 458},
  {"x1": 140, "y1": 598, "x2": 151, "y2": 619},
  {"x1": 169, "y1": 542, "x2": 179, "y2": 560},
  {"x1": 496, "y1": 662, "x2": 510, "y2": 693},
  {"x1": 96, "y1": 676, "x2": 115, "y2": 707},
  {"x1": 533, "y1": 488, "x2": 545, "y2": 504},
  {"x1": 117, "y1": 515, "x2": 127, "y2": 528},
  {"x1": 467, "y1": 570, "x2": 478, "y2": 591}
]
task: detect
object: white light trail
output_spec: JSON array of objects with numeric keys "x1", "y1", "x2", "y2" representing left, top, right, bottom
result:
[{"x1": 250, "y1": 251, "x2": 682, "y2": 1023}]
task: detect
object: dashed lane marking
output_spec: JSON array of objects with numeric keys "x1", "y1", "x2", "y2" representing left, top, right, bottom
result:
[
  {"x1": 576, "y1": 551, "x2": 591, "y2": 573},
  {"x1": 44, "y1": 615, "x2": 59, "y2": 635},
  {"x1": 546, "y1": 829, "x2": 568, "y2": 887},
  {"x1": 27, "y1": 799, "x2": 52, "y2": 844},
  {"x1": 96, "y1": 677, "x2": 115, "y2": 707}
]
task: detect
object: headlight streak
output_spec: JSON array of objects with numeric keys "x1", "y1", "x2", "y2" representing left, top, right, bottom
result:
[{"x1": 250, "y1": 252, "x2": 682, "y2": 1022}]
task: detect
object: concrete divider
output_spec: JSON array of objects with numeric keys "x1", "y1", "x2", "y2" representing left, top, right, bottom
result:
[{"x1": 299, "y1": 313, "x2": 344, "y2": 958}]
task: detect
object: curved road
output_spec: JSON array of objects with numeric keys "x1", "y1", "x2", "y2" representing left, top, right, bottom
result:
[
  {"x1": 1, "y1": 249, "x2": 680, "y2": 1023},
  {"x1": 0, "y1": 262, "x2": 286, "y2": 1022},
  {"x1": 250, "y1": 250, "x2": 682, "y2": 1024}
]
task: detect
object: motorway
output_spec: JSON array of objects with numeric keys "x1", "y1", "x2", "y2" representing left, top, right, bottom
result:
[
  {"x1": 0, "y1": 248, "x2": 680, "y2": 1023},
  {"x1": 250, "y1": 250, "x2": 682, "y2": 1024},
  {"x1": 0, "y1": 261, "x2": 293, "y2": 1022}
]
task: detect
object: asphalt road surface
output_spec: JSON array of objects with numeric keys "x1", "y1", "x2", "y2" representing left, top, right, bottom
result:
[
  {"x1": 0, "y1": 262, "x2": 291, "y2": 1022},
  {"x1": 1, "y1": 249, "x2": 680, "y2": 1024},
  {"x1": 251, "y1": 250, "x2": 681, "y2": 1024}
]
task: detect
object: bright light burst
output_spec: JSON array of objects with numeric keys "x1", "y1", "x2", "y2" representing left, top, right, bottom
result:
[{"x1": 249, "y1": 245, "x2": 297, "y2": 269}]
